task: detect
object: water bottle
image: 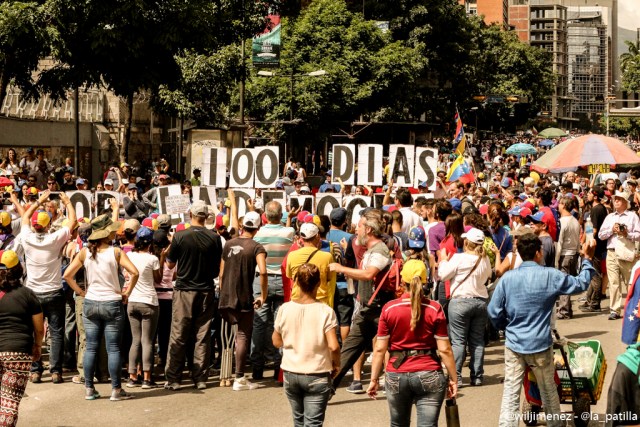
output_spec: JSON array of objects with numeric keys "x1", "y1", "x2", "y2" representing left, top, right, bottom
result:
[{"x1": 585, "y1": 217, "x2": 594, "y2": 243}]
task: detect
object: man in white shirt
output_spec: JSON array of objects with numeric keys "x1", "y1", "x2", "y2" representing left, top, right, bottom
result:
[
  {"x1": 16, "y1": 190, "x2": 77, "y2": 384},
  {"x1": 394, "y1": 188, "x2": 421, "y2": 234}
]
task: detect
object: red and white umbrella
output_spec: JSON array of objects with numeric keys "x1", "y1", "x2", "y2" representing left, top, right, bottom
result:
[{"x1": 531, "y1": 134, "x2": 640, "y2": 174}]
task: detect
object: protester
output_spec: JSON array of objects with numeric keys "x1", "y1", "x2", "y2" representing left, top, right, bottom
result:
[
  {"x1": 488, "y1": 234, "x2": 596, "y2": 426},
  {"x1": 125, "y1": 227, "x2": 162, "y2": 389},
  {"x1": 367, "y1": 259, "x2": 457, "y2": 426},
  {"x1": 438, "y1": 228, "x2": 496, "y2": 387},
  {"x1": 164, "y1": 200, "x2": 222, "y2": 391},
  {"x1": 250, "y1": 201, "x2": 294, "y2": 381},
  {"x1": 273, "y1": 263, "x2": 340, "y2": 426},
  {"x1": 63, "y1": 212, "x2": 140, "y2": 401},
  {"x1": 0, "y1": 250, "x2": 44, "y2": 427},
  {"x1": 16, "y1": 190, "x2": 76, "y2": 384}
]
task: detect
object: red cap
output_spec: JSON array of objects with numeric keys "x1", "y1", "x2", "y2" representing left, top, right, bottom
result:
[{"x1": 479, "y1": 205, "x2": 489, "y2": 215}]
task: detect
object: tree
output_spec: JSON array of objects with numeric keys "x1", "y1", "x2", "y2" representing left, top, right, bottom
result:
[
  {"x1": 600, "y1": 116, "x2": 640, "y2": 139},
  {"x1": 620, "y1": 39, "x2": 640, "y2": 93},
  {"x1": 40, "y1": 0, "x2": 275, "y2": 163},
  {"x1": 243, "y1": 0, "x2": 422, "y2": 154},
  {"x1": 0, "y1": 1, "x2": 50, "y2": 104}
]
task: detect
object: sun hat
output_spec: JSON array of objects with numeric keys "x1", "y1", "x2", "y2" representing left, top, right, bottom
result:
[{"x1": 88, "y1": 214, "x2": 121, "y2": 241}]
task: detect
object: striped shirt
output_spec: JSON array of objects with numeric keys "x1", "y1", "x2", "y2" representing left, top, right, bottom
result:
[{"x1": 254, "y1": 224, "x2": 295, "y2": 274}]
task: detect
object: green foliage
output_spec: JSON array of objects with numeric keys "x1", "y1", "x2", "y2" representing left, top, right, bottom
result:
[
  {"x1": 0, "y1": 1, "x2": 50, "y2": 101},
  {"x1": 600, "y1": 116, "x2": 640, "y2": 139},
  {"x1": 244, "y1": 0, "x2": 422, "y2": 144},
  {"x1": 621, "y1": 40, "x2": 640, "y2": 93}
]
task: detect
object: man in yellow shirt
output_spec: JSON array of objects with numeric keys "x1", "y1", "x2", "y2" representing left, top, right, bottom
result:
[{"x1": 286, "y1": 223, "x2": 336, "y2": 306}]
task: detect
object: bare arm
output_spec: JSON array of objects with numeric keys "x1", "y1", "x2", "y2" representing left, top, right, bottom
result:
[
  {"x1": 109, "y1": 198, "x2": 119, "y2": 223},
  {"x1": 227, "y1": 189, "x2": 239, "y2": 232},
  {"x1": 31, "y1": 312, "x2": 44, "y2": 361},
  {"x1": 254, "y1": 252, "x2": 268, "y2": 308},
  {"x1": 9, "y1": 192, "x2": 24, "y2": 217},
  {"x1": 382, "y1": 179, "x2": 394, "y2": 206},
  {"x1": 366, "y1": 337, "x2": 389, "y2": 399},
  {"x1": 329, "y1": 264, "x2": 380, "y2": 282},
  {"x1": 58, "y1": 192, "x2": 77, "y2": 231},
  {"x1": 218, "y1": 259, "x2": 225, "y2": 291},
  {"x1": 118, "y1": 250, "x2": 140, "y2": 297},
  {"x1": 63, "y1": 248, "x2": 88, "y2": 297},
  {"x1": 326, "y1": 329, "x2": 340, "y2": 377},
  {"x1": 437, "y1": 338, "x2": 458, "y2": 398},
  {"x1": 272, "y1": 330, "x2": 283, "y2": 349}
]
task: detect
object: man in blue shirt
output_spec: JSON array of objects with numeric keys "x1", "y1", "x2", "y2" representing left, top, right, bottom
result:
[
  {"x1": 488, "y1": 233, "x2": 596, "y2": 427},
  {"x1": 326, "y1": 207, "x2": 353, "y2": 343}
]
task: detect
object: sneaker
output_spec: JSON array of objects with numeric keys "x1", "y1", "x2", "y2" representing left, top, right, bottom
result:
[
  {"x1": 346, "y1": 381, "x2": 365, "y2": 394},
  {"x1": 232, "y1": 377, "x2": 259, "y2": 391},
  {"x1": 110, "y1": 388, "x2": 134, "y2": 401},
  {"x1": 471, "y1": 378, "x2": 483, "y2": 386},
  {"x1": 163, "y1": 382, "x2": 181, "y2": 391},
  {"x1": 126, "y1": 378, "x2": 141, "y2": 388},
  {"x1": 580, "y1": 306, "x2": 601, "y2": 313},
  {"x1": 72, "y1": 375, "x2": 84, "y2": 385},
  {"x1": 30, "y1": 373, "x2": 42, "y2": 384},
  {"x1": 457, "y1": 378, "x2": 463, "y2": 388},
  {"x1": 195, "y1": 382, "x2": 207, "y2": 390},
  {"x1": 141, "y1": 381, "x2": 157, "y2": 389},
  {"x1": 577, "y1": 302, "x2": 589, "y2": 308},
  {"x1": 608, "y1": 312, "x2": 622, "y2": 320},
  {"x1": 51, "y1": 373, "x2": 64, "y2": 384},
  {"x1": 85, "y1": 387, "x2": 100, "y2": 400}
]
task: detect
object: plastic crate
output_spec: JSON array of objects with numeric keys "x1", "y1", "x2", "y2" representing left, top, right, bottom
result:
[
  {"x1": 560, "y1": 358, "x2": 607, "y2": 403},
  {"x1": 555, "y1": 340, "x2": 605, "y2": 399}
]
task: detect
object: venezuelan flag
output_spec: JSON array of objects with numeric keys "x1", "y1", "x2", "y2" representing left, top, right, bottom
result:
[
  {"x1": 453, "y1": 112, "x2": 466, "y2": 155},
  {"x1": 446, "y1": 155, "x2": 475, "y2": 184}
]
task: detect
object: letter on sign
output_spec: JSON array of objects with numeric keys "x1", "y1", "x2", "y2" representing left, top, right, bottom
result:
[
  {"x1": 68, "y1": 191, "x2": 92, "y2": 219},
  {"x1": 389, "y1": 145, "x2": 414, "y2": 187},
  {"x1": 358, "y1": 144, "x2": 383, "y2": 186},
  {"x1": 201, "y1": 148, "x2": 227, "y2": 187},
  {"x1": 344, "y1": 196, "x2": 371, "y2": 226},
  {"x1": 414, "y1": 148, "x2": 438, "y2": 191},
  {"x1": 254, "y1": 147, "x2": 279, "y2": 188},
  {"x1": 229, "y1": 148, "x2": 254, "y2": 188},
  {"x1": 332, "y1": 144, "x2": 355, "y2": 185},
  {"x1": 315, "y1": 193, "x2": 342, "y2": 217}
]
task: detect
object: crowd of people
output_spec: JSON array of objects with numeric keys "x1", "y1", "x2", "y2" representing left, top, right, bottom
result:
[{"x1": 0, "y1": 135, "x2": 640, "y2": 427}]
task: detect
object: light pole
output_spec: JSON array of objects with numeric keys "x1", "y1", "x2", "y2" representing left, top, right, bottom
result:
[{"x1": 257, "y1": 69, "x2": 326, "y2": 161}]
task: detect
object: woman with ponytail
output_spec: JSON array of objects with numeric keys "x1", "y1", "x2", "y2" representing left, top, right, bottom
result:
[{"x1": 366, "y1": 259, "x2": 457, "y2": 427}]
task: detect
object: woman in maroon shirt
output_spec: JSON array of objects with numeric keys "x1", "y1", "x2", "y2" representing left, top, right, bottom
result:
[{"x1": 367, "y1": 259, "x2": 457, "y2": 426}]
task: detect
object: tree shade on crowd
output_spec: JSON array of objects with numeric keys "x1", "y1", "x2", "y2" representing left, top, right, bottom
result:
[{"x1": 531, "y1": 134, "x2": 640, "y2": 174}]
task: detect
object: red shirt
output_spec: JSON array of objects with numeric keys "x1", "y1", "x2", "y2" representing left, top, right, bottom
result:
[
  {"x1": 377, "y1": 295, "x2": 448, "y2": 373},
  {"x1": 539, "y1": 206, "x2": 558, "y2": 241}
]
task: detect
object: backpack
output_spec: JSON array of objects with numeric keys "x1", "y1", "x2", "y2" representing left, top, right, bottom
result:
[{"x1": 368, "y1": 235, "x2": 404, "y2": 306}]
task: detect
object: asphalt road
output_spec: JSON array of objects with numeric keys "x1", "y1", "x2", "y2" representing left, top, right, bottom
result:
[{"x1": 18, "y1": 293, "x2": 629, "y2": 426}]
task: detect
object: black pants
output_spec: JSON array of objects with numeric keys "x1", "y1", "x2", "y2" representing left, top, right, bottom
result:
[
  {"x1": 332, "y1": 306, "x2": 381, "y2": 389},
  {"x1": 584, "y1": 256, "x2": 603, "y2": 309}
]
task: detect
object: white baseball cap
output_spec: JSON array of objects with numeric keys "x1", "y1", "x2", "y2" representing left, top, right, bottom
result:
[
  {"x1": 461, "y1": 227, "x2": 485, "y2": 245},
  {"x1": 242, "y1": 211, "x2": 261, "y2": 229},
  {"x1": 300, "y1": 223, "x2": 319, "y2": 239}
]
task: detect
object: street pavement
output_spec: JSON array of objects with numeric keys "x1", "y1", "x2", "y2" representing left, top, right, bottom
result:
[{"x1": 19, "y1": 292, "x2": 629, "y2": 426}]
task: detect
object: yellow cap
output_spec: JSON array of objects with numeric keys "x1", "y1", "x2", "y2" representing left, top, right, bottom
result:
[{"x1": 400, "y1": 259, "x2": 427, "y2": 284}]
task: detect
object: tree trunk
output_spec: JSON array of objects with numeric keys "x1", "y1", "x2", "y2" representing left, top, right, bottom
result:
[{"x1": 121, "y1": 94, "x2": 134, "y2": 164}]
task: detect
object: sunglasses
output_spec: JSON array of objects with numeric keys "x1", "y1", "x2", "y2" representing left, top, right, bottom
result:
[{"x1": 47, "y1": 182, "x2": 56, "y2": 185}]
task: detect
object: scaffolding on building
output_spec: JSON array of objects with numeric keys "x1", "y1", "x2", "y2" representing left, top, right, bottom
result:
[{"x1": 567, "y1": 12, "x2": 608, "y2": 117}]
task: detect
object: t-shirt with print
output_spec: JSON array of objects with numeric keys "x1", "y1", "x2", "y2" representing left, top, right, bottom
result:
[
  {"x1": 167, "y1": 226, "x2": 222, "y2": 291},
  {"x1": 219, "y1": 237, "x2": 267, "y2": 311},
  {"x1": 18, "y1": 226, "x2": 70, "y2": 294},
  {"x1": 0, "y1": 286, "x2": 43, "y2": 353},
  {"x1": 327, "y1": 229, "x2": 352, "y2": 290},
  {"x1": 127, "y1": 251, "x2": 161, "y2": 306},
  {"x1": 377, "y1": 295, "x2": 448, "y2": 373},
  {"x1": 358, "y1": 240, "x2": 393, "y2": 307}
]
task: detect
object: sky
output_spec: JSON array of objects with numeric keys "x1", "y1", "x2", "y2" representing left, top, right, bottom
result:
[{"x1": 619, "y1": 0, "x2": 640, "y2": 32}]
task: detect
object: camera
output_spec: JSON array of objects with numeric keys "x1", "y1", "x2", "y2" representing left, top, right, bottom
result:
[{"x1": 619, "y1": 224, "x2": 626, "y2": 232}]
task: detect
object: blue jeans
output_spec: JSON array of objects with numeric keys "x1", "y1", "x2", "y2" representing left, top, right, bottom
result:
[
  {"x1": 447, "y1": 297, "x2": 488, "y2": 380},
  {"x1": 284, "y1": 371, "x2": 332, "y2": 427},
  {"x1": 32, "y1": 289, "x2": 66, "y2": 374},
  {"x1": 250, "y1": 275, "x2": 284, "y2": 370},
  {"x1": 385, "y1": 370, "x2": 446, "y2": 427},
  {"x1": 83, "y1": 299, "x2": 124, "y2": 389}
]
